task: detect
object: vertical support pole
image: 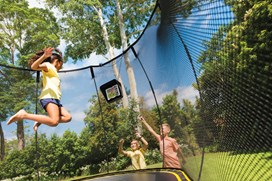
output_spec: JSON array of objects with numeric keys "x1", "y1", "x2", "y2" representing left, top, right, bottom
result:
[
  {"x1": 131, "y1": 46, "x2": 165, "y2": 167},
  {"x1": 35, "y1": 71, "x2": 40, "y2": 181},
  {"x1": 90, "y1": 67, "x2": 109, "y2": 173}
]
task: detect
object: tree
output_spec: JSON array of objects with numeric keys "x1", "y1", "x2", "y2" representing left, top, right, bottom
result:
[
  {"x1": 82, "y1": 92, "x2": 142, "y2": 168},
  {"x1": 198, "y1": 0, "x2": 272, "y2": 151},
  {"x1": 37, "y1": 131, "x2": 82, "y2": 177},
  {"x1": 0, "y1": 47, "x2": 10, "y2": 159},
  {"x1": 160, "y1": 90, "x2": 183, "y2": 138},
  {"x1": 180, "y1": 99, "x2": 201, "y2": 155},
  {"x1": 113, "y1": 0, "x2": 153, "y2": 131},
  {"x1": 0, "y1": 122, "x2": 5, "y2": 160}
]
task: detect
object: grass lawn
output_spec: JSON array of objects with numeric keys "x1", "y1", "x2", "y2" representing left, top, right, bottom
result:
[{"x1": 184, "y1": 152, "x2": 272, "y2": 181}]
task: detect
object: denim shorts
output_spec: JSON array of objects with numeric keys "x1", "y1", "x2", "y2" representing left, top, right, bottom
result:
[{"x1": 40, "y1": 98, "x2": 63, "y2": 111}]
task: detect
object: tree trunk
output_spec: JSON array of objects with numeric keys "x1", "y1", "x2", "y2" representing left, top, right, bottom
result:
[
  {"x1": 115, "y1": 0, "x2": 139, "y2": 107},
  {"x1": 0, "y1": 122, "x2": 5, "y2": 160},
  {"x1": 10, "y1": 45, "x2": 25, "y2": 150},
  {"x1": 115, "y1": 0, "x2": 141, "y2": 131},
  {"x1": 17, "y1": 120, "x2": 25, "y2": 150},
  {"x1": 96, "y1": 7, "x2": 129, "y2": 108}
]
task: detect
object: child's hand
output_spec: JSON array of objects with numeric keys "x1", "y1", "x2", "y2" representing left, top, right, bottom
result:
[
  {"x1": 119, "y1": 139, "x2": 124, "y2": 145},
  {"x1": 43, "y1": 47, "x2": 54, "y2": 58},
  {"x1": 135, "y1": 132, "x2": 142, "y2": 139},
  {"x1": 137, "y1": 114, "x2": 144, "y2": 121}
]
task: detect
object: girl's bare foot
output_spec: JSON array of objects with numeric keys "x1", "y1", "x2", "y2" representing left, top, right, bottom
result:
[
  {"x1": 33, "y1": 122, "x2": 41, "y2": 132},
  {"x1": 7, "y1": 109, "x2": 26, "y2": 125}
]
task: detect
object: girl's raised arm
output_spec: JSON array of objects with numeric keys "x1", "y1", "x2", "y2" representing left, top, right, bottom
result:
[{"x1": 31, "y1": 47, "x2": 54, "y2": 71}]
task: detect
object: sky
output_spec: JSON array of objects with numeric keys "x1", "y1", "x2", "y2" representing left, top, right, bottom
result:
[{"x1": 2, "y1": 0, "x2": 232, "y2": 140}]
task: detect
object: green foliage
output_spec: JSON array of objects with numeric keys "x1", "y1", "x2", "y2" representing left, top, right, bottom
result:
[
  {"x1": 0, "y1": 147, "x2": 35, "y2": 180},
  {"x1": 83, "y1": 93, "x2": 141, "y2": 166},
  {"x1": 0, "y1": 0, "x2": 61, "y2": 64},
  {"x1": 36, "y1": 131, "x2": 86, "y2": 177},
  {"x1": 160, "y1": 90, "x2": 184, "y2": 138},
  {"x1": 144, "y1": 148, "x2": 162, "y2": 165},
  {"x1": 0, "y1": 130, "x2": 94, "y2": 180},
  {"x1": 98, "y1": 155, "x2": 130, "y2": 172},
  {"x1": 44, "y1": 0, "x2": 155, "y2": 61},
  {"x1": 198, "y1": 0, "x2": 272, "y2": 151},
  {"x1": 181, "y1": 99, "x2": 201, "y2": 155}
]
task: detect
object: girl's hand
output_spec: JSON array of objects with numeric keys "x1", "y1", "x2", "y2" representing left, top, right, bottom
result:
[
  {"x1": 43, "y1": 47, "x2": 54, "y2": 58},
  {"x1": 135, "y1": 132, "x2": 142, "y2": 139},
  {"x1": 30, "y1": 47, "x2": 54, "y2": 71},
  {"x1": 119, "y1": 139, "x2": 124, "y2": 145}
]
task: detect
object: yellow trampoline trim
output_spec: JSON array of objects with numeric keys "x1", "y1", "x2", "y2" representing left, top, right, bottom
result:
[
  {"x1": 181, "y1": 170, "x2": 192, "y2": 181},
  {"x1": 160, "y1": 170, "x2": 192, "y2": 181},
  {"x1": 174, "y1": 170, "x2": 192, "y2": 181},
  {"x1": 161, "y1": 171, "x2": 181, "y2": 181}
]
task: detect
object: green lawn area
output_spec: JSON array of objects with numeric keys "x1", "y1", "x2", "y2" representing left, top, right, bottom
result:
[{"x1": 184, "y1": 152, "x2": 272, "y2": 181}]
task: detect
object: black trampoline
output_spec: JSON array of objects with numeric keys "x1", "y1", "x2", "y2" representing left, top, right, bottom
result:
[{"x1": 73, "y1": 169, "x2": 191, "y2": 181}]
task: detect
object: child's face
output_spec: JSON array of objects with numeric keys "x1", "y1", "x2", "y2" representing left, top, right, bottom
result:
[
  {"x1": 54, "y1": 59, "x2": 63, "y2": 71},
  {"x1": 130, "y1": 140, "x2": 139, "y2": 151},
  {"x1": 160, "y1": 125, "x2": 170, "y2": 136}
]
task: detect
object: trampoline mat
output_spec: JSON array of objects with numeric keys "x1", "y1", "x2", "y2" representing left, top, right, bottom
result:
[{"x1": 82, "y1": 169, "x2": 191, "y2": 181}]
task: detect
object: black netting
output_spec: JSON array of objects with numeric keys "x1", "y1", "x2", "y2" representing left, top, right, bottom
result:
[{"x1": 1, "y1": 0, "x2": 271, "y2": 180}]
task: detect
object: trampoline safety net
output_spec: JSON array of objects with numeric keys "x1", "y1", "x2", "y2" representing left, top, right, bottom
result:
[{"x1": 0, "y1": 0, "x2": 271, "y2": 181}]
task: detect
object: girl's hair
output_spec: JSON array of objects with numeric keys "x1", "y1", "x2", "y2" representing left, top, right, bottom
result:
[
  {"x1": 131, "y1": 139, "x2": 140, "y2": 148},
  {"x1": 51, "y1": 48, "x2": 63, "y2": 62},
  {"x1": 28, "y1": 48, "x2": 63, "y2": 68}
]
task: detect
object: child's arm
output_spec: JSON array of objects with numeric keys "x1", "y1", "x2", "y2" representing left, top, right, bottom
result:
[
  {"x1": 31, "y1": 47, "x2": 54, "y2": 71},
  {"x1": 136, "y1": 132, "x2": 148, "y2": 151},
  {"x1": 118, "y1": 139, "x2": 127, "y2": 156},
  {"x1": 138, "y1": 115, "x2": 160, "y2": 140}
]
